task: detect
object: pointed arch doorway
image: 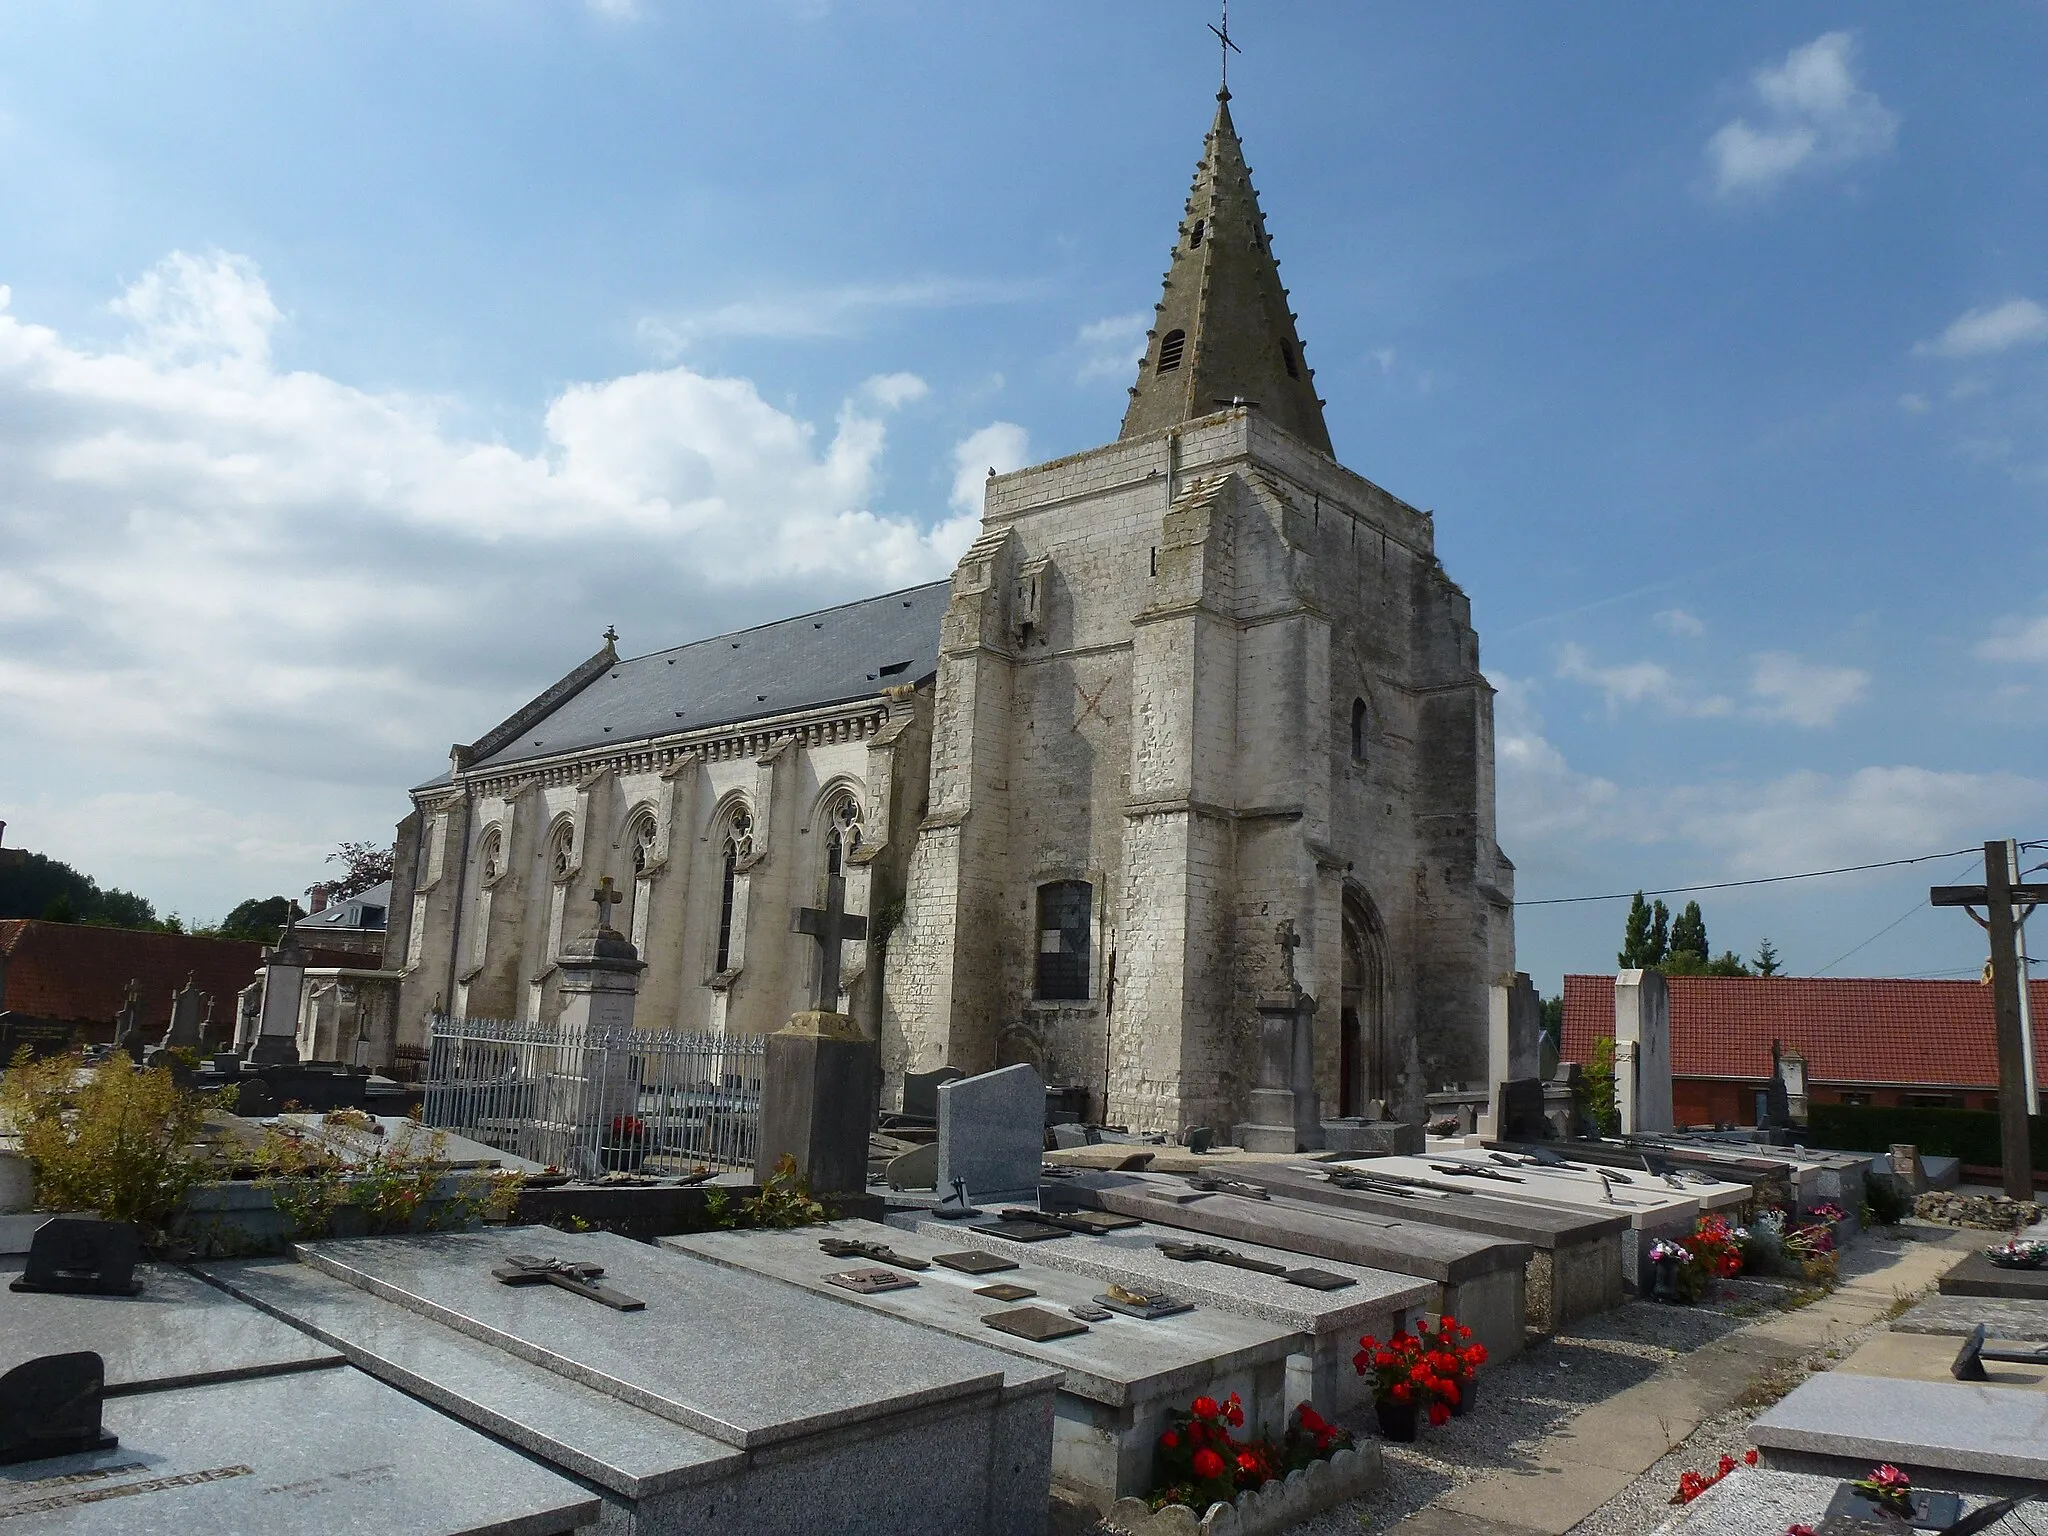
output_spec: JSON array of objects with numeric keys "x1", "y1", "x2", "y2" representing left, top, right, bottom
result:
[{"x1": 1339, "y1": 888, "x2": 1391, "y2": 1117}]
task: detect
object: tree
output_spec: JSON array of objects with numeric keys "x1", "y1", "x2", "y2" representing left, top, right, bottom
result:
[
  {"x1": 0, "y1": 849, "x2": 163, "y2": 930},
  {"x1": 1668, "y1": 900, "x2": 1708, "y2": 967},
  {"x1": 1539, "y1": 994, "x2": 1563, "y2": 1051},
  {"x1": 1752, "y1": 938, "x2": 1782, "y2": 977},
  {"x1": 1618, "y1": 893, "x2": 1671, "y2": 968},
  {"x1": 217, "y1": 896, "x2": 294, "y2": 945},
  {"x1": 325, "y1": 840, "x2": 395, "y2": 901}
]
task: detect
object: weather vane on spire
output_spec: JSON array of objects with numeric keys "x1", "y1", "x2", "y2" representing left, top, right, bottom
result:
[{"x1": 1209, "y1": 0, "x2": 1241, "y2": 95}]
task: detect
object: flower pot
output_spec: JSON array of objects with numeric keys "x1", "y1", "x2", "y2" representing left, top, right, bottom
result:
[
  {"x1": 1649, "y1": 1255, "x2": 1684, "y2": 1303},
  {"x1": 599, "y1": 1144, "x2": 645, "y2": 1173},
  {"x1": 1374, "y1": 1399, "x2": 1419, "y2": 1442},
  {"x1": 1450, "y1": 1379, "x2": 1475, "y2": 1418}
]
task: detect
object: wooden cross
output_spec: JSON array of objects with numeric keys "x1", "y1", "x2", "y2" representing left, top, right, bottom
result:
[
  {"x1": 491, "y1": 1253, "x2": 644, "y2": 1311},
  {"x1": 591, "y1": 876, "x2": 625, "y2": 933},
  {"x1": 791, "y1": 873, "x2": 868, "y2": 1009},
  {"x1": 1274, "y1": 918, "x2": 1301, "y2": 993}
]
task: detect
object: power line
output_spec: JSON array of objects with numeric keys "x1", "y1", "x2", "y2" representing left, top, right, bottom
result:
[
  {"x1": 1812, "y1": 849, "x2": 1982, "y2": 976},
  {"x1": 1519, "y1": 845, "x2": 1985, "y2": 908}
]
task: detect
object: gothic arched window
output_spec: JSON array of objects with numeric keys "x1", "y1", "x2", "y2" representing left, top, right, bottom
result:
[
  {"x1": 629, "y1": 813, "x2": 657, "y2": 875},
  {"x1": 1351, "y1": 698, "x2": 1369, "y2": 766},
  {"x1": 479, "y1": 827, "x2": 503, "y2": 885},
  {"x1": 823, "y1": 790, "x2": 863, "y2": 878},
  {"x1": 548, "y1": 820, "x2": 575, "y2": 882},
  {"x1": 1189, "y1": 218, "x2": 1205, "y2": 248},
  {"x1": 1157, "y1": 330, "x2": 1185, "y2": 373},
  {"x1": 1035, "y1": 880, "x2": 1093, "y2": 1001},
  {"x1": 714, "y1": 804, "x2": 753, "y2": 974}
]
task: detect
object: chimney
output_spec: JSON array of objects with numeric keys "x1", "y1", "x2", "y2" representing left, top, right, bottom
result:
[{"x1": 307, "y1": 885, "x2": 329, "y2": 915}]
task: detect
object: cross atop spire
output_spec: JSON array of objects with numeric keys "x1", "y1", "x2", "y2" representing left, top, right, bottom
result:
[
  {"x1": 1208, "y1": 0, "x2": 1241, "y2": 96},
  {"x1": 1118, "y1": 85, "x2": 1332, "y2": 453}
]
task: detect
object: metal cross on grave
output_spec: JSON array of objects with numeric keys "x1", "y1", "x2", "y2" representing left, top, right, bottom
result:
[
  {"x1": 591, "y1": 876, "x2": 625, "y2": 933},
  {"x1": 791, "y1": 873, "x2": 868, "y2": 1010},
  {"x1": 1274, "y1": 918, "x2": 1302, "y2": 994}
]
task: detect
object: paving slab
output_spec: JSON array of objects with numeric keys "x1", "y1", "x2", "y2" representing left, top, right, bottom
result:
[
  {"x1": 1751, "y1": 1372, "x2": 2048, "y2": 1489},
  {"x1": 0, "y1": 1367, "x2": 600, "y2": 1535},
  {"x1": 1648, "y1": 1466, "x2": 2037, "y2": 1536},
  {"x1": 1835, "y1": 1329, "x2": 2048, "y2": 1390},
  {"x1": 0, "y1": 1260, "x2": 342, "y2": 1394},
  {"x1": 1039, "y1": 1168, "x2": 1527, "y2": 1359},
  {"x1": 662, "y1": 1219, "x2": 1297, "y2": 1510},
  {"x1": 1429, "y1": 1458, "x2": 1637, "y2": 1535}
]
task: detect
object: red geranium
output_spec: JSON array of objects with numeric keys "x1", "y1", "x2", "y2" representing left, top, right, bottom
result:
[{"x1": 1191, "y1": 1448, "x2": 1225, "y2": 1480}]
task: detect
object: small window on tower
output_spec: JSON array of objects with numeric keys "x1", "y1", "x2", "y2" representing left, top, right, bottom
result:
[
  {"x1": 1035, "y1": 881, "x2": 1093, "y2": 1001},
  {"x1": 1281, "y1": 341, "x2": 1300, "y2": 379},
  {"x1": 1157, "y1": 330, "x2": 1186, "y2": 373},
  {"x1": 1351, "y1": 698, "x2": 1370, "y2": 766},
  {"x1": 1190, "y1": 219, "x2": 1205, "y2": 248}
]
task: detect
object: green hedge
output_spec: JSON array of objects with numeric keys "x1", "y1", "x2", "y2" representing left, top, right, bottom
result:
[{"x1": 1807, "y1": 1103, "x2": 2048, "y2": 1172}]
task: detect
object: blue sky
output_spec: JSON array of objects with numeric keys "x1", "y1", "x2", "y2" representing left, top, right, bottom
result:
[{"x1": 1, "y1": 3, "x2": 2044, "y2": 993}]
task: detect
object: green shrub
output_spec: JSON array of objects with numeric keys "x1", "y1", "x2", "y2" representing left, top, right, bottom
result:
[{"x1": 1806, "y1": 1104, "x2": 2048, "y2": 1173}]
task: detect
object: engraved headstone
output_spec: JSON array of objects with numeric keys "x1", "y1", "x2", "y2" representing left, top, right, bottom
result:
[
  {"x1": 901, "y1": 1068, "x2": 965, "y2": 1123},
  {"x1": 111, "y1": 978, "x2": 144, "y2": 1062},
  {"x1": 936, "y1": 1062, "x2": 1045, "y2": 1205},
  {"x1": 157, "y1": 974, "x2": 204, "y2": 1052},
  {"x1": 10, "y1": 1217, "x2": 143, "y2": 1296},
  {"x1": 0, "y1": 1352, "x2": 117, "y2": 1465}
]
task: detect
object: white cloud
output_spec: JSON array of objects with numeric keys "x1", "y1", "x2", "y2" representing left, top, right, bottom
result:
[
  {"x1": 0, "y1": 251, "x2": 974, "y2": 914},
  {"x1": 861, "y1": 371, "x2": 929, "y2": 409},
  {"x1": 1918, "y1": 298, "x2": 2048, "y2": 359},
  {"x1": 1556, "y1": 644, "x2": 1733, "y2": 717},
  {"x1": 1075, "y1": 313, "x2": 1148, "y2": 384},
  {"x1": 1747, "y1": 652, "x2": 1869, "y2": 727},
  {"x1": 1978, "y1": 613, "x2": 2048, "y2": 665},
  {"x1": 1654, "y1": 608, "x2": 1705, "y2": 638},
  {"x1": 1897, "y1": 393, "x2": 1931, "y2": 414},
  {"x1": 1491, "y1": 676, "x2": 1625, "y2": 845},
  {"x1": 948, "y1": 421, "x2": 1030, "y2": 518},
  {"x1": 638, "y1": 277, "x2": 1037, "y2": 354},
  {"x1": 1705, "y1": 32, "x2": 1897, "y2": 197},
  {"x1": 1369, "y1": 347, "x2": 1397, "y2": 374}
]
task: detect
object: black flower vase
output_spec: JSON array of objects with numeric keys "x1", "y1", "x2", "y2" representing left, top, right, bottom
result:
[
  {"x1": 1374, "y1": 1398, "x2": 1420, "y2": 1442},
  {"x1": 1649, "y1": 1255, "x2": 1683, "y2": 1303},
  {"x1": 1450, "y1": 1378, "x2": 1476, "y2": 1417}
]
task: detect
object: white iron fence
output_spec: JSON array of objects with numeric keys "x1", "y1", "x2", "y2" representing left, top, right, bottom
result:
[{"x1": 421, "y1": 1014, "x2": 765, "y2": 1177}]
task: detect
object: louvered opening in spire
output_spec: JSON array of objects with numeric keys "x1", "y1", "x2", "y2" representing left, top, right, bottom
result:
[{"x1": 1119, "y1": 91, "x2": 1332, "y2": 454}]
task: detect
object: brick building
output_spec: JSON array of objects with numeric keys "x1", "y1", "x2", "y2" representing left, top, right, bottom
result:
[{"x1": 1561, "y1": 973, "x2": 2048, "y2": 1125}]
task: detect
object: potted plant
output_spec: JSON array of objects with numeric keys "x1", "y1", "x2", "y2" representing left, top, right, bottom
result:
[
  {"x1": 1353, "y1": 1326, "x2": 1452, "y2": 1439},
  {"x1": 1418, "y1": 1314, "x2": 1487, "y2": 1416},
  {"x1": 1986, "y1": 1237, "x2": 2048, "y2": 1270},
  {"x1": 1646, "y1": 1239, "x2": 1692, "y2": 1303}
]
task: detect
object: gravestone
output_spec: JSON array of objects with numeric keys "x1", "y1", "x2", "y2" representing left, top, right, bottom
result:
[
  {"x1": 1495, "y1": 1077, "x2": 1548, "y2": 1142},
  {"x1": 232, "y1": 979, "x2": 263, "y2": 1055},
  {"x1": 155, "y1": 974, "x2": 204, "y2": 1052},
  {"x1": 553, "y1": 878, "x2": 645, "y2": 1176},
  {"x1": 937, "y1": 1063, "x2": 1046, "y2": 1205},
  {"x1": 10, "y1": 1217, "x2": 143, "y2": 1296},
  {"x1": 111, "y1": 978, "x2": 144, "y2": 1062},
  {"x1": 886, "y1": 1140, "x2": 940, "y2": 1189},
  {"x1": 1544, "y1": 1061, "x2": 1581, "y2": 1138},
  {"x1": 0, "y1": 1352, "x2": 118, "y2": 1466},
  {"x1": 1759, "y1": 1040, "x2": 1794, "y2": 1138},
  {"x1": 902, "y1": 1068, "x2": 965, "y2": 1122},
  {"x1": 1233, "y1": 921, "x2": 1323, "y2": 1153},
  {"x1": 1613, "y1": 968, "x2": 1672, "y2": 1134},
  {"x1": 1487, "y1": 972, "x2": 1544, "y2": 1138},
  {"x1": 1889, "y1": 1143, "x2": 1928, "y2": 1195},
  {"x1": 758, "y1": 874, "x2": 877, "y2": 1194},
  {"x1": 249, "y1": 934, "x2": 309, "y2": 1065}
]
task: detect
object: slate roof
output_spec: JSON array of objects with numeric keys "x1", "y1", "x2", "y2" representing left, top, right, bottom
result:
[
  {"x1": 461, "y1": 581, "x2": 950, "y2": 776},
  {"x1": 1561, "y1": 973, "x2": 2048, "y2": 1091},
  {"x1": 0, "y1": 920, "x2": 361, "y2": 1037},
  {"x1": 293, "y1": 881, "x2": 392, "y2": 935}
]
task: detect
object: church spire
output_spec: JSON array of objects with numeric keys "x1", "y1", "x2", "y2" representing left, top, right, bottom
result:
[{"x1": 1119, "y1": 90, "x2": 1332, "y2": 454}]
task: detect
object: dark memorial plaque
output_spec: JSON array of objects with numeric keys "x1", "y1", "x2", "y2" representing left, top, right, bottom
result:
[
  {"x1": 1001, "y1": 1207, "x2": 1138, "y2": 1236},
  {"x1": 1184, "y1": 1175, "x2": 1271, "y2": 1201},
  {"x1": 982, "y1": 1306, "x2": 1089, "y2": 1342},
  {"x1": 969, "y1": 1219, "x2": 1070, "y2": 1243},
  {"x1": 1068, "y1": 1303, "x2": 1111, "y2": 1321},
  {"x1": 1157, "y1": 1238, "x2": 1355, "y2": 1291},
  {"x1": 491, "y1": 1254, "x2": 645, "y2": 1311},
  {"x1": 1819, "y1": 1482, "x2": 1963, "y2": 1532},
  {"x1": 10, "y1": 1218, "x2": 143, "y2": 1297},
  {"x1": 818, "y1": 1237, "x2": 931, "y2": 1271},
  {"x1": 827, "y1": 1267, "x2": 919, "y2": 1295},
  {"x1": 934, "y1": 1250, "x2": 1019, "y2": 1276},
  {"x1": 973, "y1": 1283, "x2": 1037, "y2": 1302},
  {"x1": 0, "y1": 1352, "x2": 118, "y2": 1465},
  {"x1": 1950, "y1": 1321, "x2": 2048, "y2": 1380}
]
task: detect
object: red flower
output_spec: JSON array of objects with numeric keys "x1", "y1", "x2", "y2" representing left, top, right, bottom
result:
[
  {"x1": 1226, "y1": 1402, "x2": 1245, "y2": 1428},
  {"x1": 1191, "y1": 1448, "x2": 1225, "y2": 1480},
  {"x1": 1236, "y1": 1452, "x2": 1261, "y2": 1474},
  {"x1": 1353, "y1": 1350, "x2": 1371, "y2": 1373},
  {"x1": 1375, "y1": 1349, "x2": 1397, "y2": 1369},
  {"x1": 1390, "y1": 1382, "x2": 1412, "y2": 1404},
  {"x1": 1870, "y1": 1466, "x2": 1910, "y2": 1492},
  {"x1": 1159, "y1": 1430, "x2": 1179, "y2": 1449},
  {"x1": 1427, "y1": 1402, "x2": 1450, "y2": 1427},
  {"x1": 1438, "y1": 1380, "x2": 1460, "y2": 1407},
  {"x1": 1191, "y1": 1396, "x2": 1220, "y2": 1420},
  {"x1": 1440, "y1": 1314, "x2": 1458, "y2": 1330},
  {"x1": 1745, "y1": 1449, "x2": 1759, "y2": 1466},
  {"x1": 1298, "y1": 1406, "x2": 1329, "y2": 1433},
  {"x1": 1717, "y1": 1455, "x2": 1736, "y2": 1476},
  {"x1": 1788, "y1": 1527, "x2": 1816, "y2": 1536}
]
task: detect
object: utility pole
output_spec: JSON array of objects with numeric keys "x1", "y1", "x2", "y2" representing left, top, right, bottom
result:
[{"x1": 1932, "y1": 842, "x2": 2045, "y2": 1201}]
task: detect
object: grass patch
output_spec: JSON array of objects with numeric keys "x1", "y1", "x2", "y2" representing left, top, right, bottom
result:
[
  {"x1": 1776, "y1": 1286, "x2": 1828, "y2": 1312},
  {"x1": 1735, "y1": 1361, "x2": 1808, "y2": 1412}
]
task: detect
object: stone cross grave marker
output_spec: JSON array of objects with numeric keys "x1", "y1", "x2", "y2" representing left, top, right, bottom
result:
[
  {"x1": 158, "y1": 973, "x2": 204, "y2": 1051},
  {"x1": 112, "y1": 978, "x2": 144, "y2": 1060},
  {"x1": 1275, "y1": 918, "x2": 1302, "y2": 994},
  {"x1": 591, "y1": 874, "x2": 625, "y2": 932},
  {"x1": 791, "y1": 872, "x2": 868, "y2": 1009},
  {"x1": 491, "y1": 1253, "x2": 645, "y2": 1311}
]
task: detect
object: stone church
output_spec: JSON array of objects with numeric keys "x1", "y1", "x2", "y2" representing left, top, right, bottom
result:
[{"x1": 385, "y1": 88, "x2": 1516, "y2": 1131}]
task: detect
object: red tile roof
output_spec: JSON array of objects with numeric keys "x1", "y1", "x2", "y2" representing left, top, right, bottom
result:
[
  {"x1": 0, "y1": 920, "x2": 362, "y2": 1039},
  {"x1": 1561, "y1": 972, "x2": 2048, "y2": 1091}
]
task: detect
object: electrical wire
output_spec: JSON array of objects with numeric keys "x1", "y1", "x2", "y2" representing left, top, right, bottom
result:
[
  {"x1": 1519, "y1": 845, "x2": 1987, "y2": 907},
  {"x1": 1811, "y1": 849, "x2": 1984, "y2": 977}
]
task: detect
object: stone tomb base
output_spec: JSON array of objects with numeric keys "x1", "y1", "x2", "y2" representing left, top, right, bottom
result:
[
  {"x1": 1750, "y1": 1373, "x2": 2048, "y2": 1494},
  {"x1": 1649, "y1": 1467, "x2": 2033, "y2": 1536},
  {"x1": 205, "y1": 1227, "x2": 1055, "y2": 1536},
  {"x1": 1042, "y1": 1170, "x2": 1529, "y2": 1362},
  {"x1": 902, "y1": 1210, "x2": 1434, "y2": 1412},
  {"x1": 664, "y1": 1219, "x2": 1302, "y2": 1512}
]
